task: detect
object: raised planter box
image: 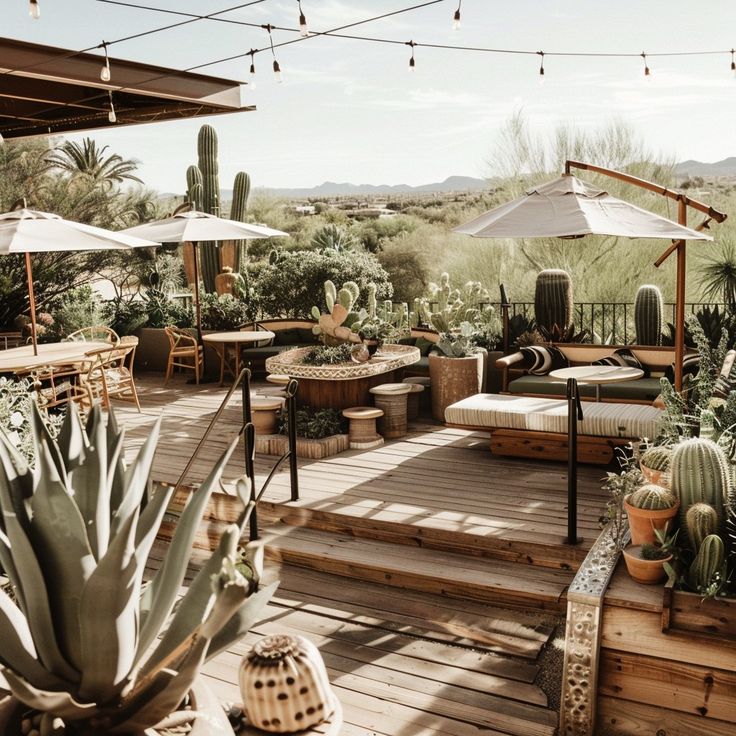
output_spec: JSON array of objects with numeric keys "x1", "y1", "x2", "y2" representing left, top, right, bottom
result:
[
  {"x1": 256, "y1": 433, "x2": 349, "y2": 459},
  {"x1": 662, "y1": 580, "x2": 736, "y2": 639}
]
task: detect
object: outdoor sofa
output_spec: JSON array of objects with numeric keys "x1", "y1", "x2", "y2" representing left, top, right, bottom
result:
[{"x1": 239, "y1": 319, "x2": 320, "y2": 375}]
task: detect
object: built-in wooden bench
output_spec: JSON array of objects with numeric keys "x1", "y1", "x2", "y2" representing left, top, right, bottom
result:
[{"x1": 239, "y1": 318, "x2": 319, "y2": 375}]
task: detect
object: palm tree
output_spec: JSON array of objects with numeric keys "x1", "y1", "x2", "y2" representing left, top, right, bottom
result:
[
  {"x1": 697, "y1": 240, "x2": 736, "y2": 311},
  {"x1": 49, "y1": 138, "x2": 143, "y2": 186}
]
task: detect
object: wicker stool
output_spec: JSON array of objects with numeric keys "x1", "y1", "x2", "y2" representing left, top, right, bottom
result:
[
  {"x1": 251, "y1": 396, "x2": 284, "y2": 434},
  {"x1": 404, "y1": 383, "x2": 425, "y2": 421},
  {"x1": 267, "y1": 373, "x2": 291, "y2": 385},
  {"x1": 369, "y1": 383, "x2": 412, "y2": 439},
  {"x1": 403, "y1": 376, "x2": 431, "y2": 413},
  {"x1": 256, "y1": 386, "x2": 287, "y2": 399},
  {"x1": 343, "y1": 407, "x2": 384, "y2": 449}
]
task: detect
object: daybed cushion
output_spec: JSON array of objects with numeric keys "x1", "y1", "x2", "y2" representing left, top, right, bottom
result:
[
  {"x1": 445, "y1": 393, "x2": 662, "y2": 439},
  {"x1": 508, "y1": 375, "x2": 662, "y2": 402}
]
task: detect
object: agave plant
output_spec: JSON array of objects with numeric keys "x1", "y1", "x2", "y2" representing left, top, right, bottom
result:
[{"x1": 0, "y1": 404, "x2": 275, "y2": 734}]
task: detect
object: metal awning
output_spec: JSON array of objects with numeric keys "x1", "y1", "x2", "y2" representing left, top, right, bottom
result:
[{"x1": 0, "y1": 37, "x2": 254, "y2": 139}]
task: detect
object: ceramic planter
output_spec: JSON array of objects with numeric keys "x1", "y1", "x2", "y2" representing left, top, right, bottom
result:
[
  {"x1": 639, "y1": 460, "x2": 670, "y2": 488},
  {"x1": 624, "y1": 498, "x2": 679, "y2": 546},
  {"x1": 623, "y1": 545, "x2": 672, "y2": 585},
  {"x1": 428, "y1": 352, "x2": 484, "y2": 422}
]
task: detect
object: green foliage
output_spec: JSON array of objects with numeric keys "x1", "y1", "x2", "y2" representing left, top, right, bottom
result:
[
  {"x1": 45, "y1": 286, "x2": 106, "y2": 341},
  {"x1": 697, "y1": 240, "x2": 736, "y2": 311},
  {"x1": 142, "y1": 290, "x2": 194, "y2": 329},
  {"x1": 300, "y1": 344, "x2": 354, "y2": 365},
  {"x1": 640, "y1": 543, "x2": 670, "y2": 561},
  {"x1": 48, "y1": 139, "x2": 143, "y2": 187},
  {"x1": 601, "y1": 453, "x2": 644, "y2": 551},
  {"x1": 0, "y1": 405, "x2": 274, "y2": 733},
  {"x1": 199, "y1": 293, "x2": 251, "y2": 330},
  {"x1": 627, "y1": 484, "x2": 676, "y2": 510},
  {"x1": 433, "y1": 322, "x2": 480, "y2": 358},
  {"x1": 256, "y1": 249, "x2": 392, "y2": 319},
  {"x1": 310, "y1": 224, "x2": 360, "y2": 252},
  {"x1": 634, "y1": 284, "x2": 663, "y2": 346},
  {"x1": 102, "y1": 297, "x2": 148, "y2": 336},
  {"x1": 279, "y1": 406, "x2": 346, "y2": 439}
]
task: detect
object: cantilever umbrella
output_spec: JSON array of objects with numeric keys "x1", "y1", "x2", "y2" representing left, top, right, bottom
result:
[
  {"x1": 453, "y1": 173, "x2": 713, "y2": 388},
  {"x1": 123, "y1": 210, "x2": 288, "y2": 339},
  {"x1": 0, "y1": 208, "x2": 159, "y2": 355}
]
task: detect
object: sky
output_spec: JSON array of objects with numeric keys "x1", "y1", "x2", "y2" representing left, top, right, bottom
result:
[{"x1": 5, "y1": 0, "x2": 736, "y2": 192}]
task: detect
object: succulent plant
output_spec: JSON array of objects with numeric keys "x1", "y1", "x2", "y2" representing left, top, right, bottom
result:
[
  {"x1": 311, "y1": 281, "x2": 362, "y2": 345},
  {"x1": 685, "y1": 502, "x2": 719, "y2": 552},
  {"x1": 534, "y1": 269, "x2": 573, "y2": 337},
  {"x1": 0, "y1": 405, "x2": 274, "y2": 734},
  {"x1": 670, "y1": 437, "x2": 732, "y2": 545},
  {"x1": 433, "y1": 321, "x2": 479, "y2": 358},
  {"x1": 634, "y1": 284, "x2": 663, "y2": 346},
  {"x1": 688, "y1": 534, "x2": 726, "y2": 592},
  {"x1": 640, "y1": 446, "x2": 673, "y2": 473},
  {"x1": 417, "y1": 273, "x2": 493, "y2": 332},
  {"x1": 627, "y1": 484, "x2": 677, "y2": 510}
]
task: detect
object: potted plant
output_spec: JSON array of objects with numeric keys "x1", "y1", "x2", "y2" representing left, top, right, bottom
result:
[
  {"x1": 0, "y1": 405, "x2": 275, "y2": 735},
  {"x1": 623, "y1": 527, "x2": 676, "y2": 585},
  {"x1": 639, "y1": 445, "x2": 672, "y2": 486},
  {"x1": 427, "y1": 319, "x2": 484, "y2": 421},
  {"x1": 624, "y1": 483, "x2": 680, "y2": 545}
]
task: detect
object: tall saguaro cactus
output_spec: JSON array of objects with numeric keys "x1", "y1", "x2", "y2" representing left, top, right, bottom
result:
[
  {"x1": 634, "y1": 284, "x2": 663, "y2": 345},
  {"x1": 184, "y1": 125, "x2": 252, "y2": 292},
  {"x1": 534, "y1": 269, "x2": 573, "y2": 336}
]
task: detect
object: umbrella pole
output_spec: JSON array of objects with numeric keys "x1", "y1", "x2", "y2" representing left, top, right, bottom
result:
[
  {"x1": 192, "y1": 241, "x2": 203, "y2": 343},
  {"x1": 24, "y1": 252, "x2": 38, "y2": 356},
  {"x1": 674, "y1": 198, "x2": 687, "y2": 392}
]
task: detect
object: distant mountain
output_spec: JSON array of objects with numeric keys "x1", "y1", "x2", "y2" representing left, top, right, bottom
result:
[
  {"x1": 250, "y1": 175, "x2": 488, "y2": 199},
  {"x1": 675, "y1": 157, "x2": 736, "y2": 178}
]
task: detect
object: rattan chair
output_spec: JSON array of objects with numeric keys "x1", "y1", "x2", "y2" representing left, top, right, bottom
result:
[
  {"x1": 65, "y1": 326, "x2": 120, "y2": 344},
  {"x1": 17, "y1": 363, "x2": 88, "y2": 413},
  {"x1": 164, "y1": 326, "x2": 203, "y2": 385},
  {"x1": 79, "y1": 337, "x2": 141, "y2": 412}
]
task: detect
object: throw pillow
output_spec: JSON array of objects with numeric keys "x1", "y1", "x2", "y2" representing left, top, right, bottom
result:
[
  {"x1": 664, "y1": 353, "x2": 700, "y2": 383},
  {"x1": 593, "y1": 348, "x2": 650, "y2": 378},
  {"x1": 520, "y1": 345, "x2": 569, "y2": 375}
]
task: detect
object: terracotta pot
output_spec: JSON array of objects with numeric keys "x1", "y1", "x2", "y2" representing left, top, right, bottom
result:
[
  {"x1": 639, "y1": 461, "x2": 670, "y2": 488},
  {"x1": 624, "y1": 498, "x2": 679, "y2": 546},
  {"x1": 428, "y1": 353, "x2": 484, "y2": 422},
  {"x1": 622, "y1": 545, "x2": 672, "y2": 585}
]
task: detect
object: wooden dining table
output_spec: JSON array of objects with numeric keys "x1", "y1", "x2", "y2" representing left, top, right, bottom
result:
[
  {"x1": 202, "y1": 331, "x2": 276, "y2": 385},
  {"x1": 0, "y1": 341, "x2": 111, "y2": 374}
]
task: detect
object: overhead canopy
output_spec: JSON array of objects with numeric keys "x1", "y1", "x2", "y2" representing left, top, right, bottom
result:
[
  {"x1": 0, "y1": 37, "x2": 254, "y2": 140},
  {"x1": 453, "y1": 175, "x2": 712, "y2": 241}
]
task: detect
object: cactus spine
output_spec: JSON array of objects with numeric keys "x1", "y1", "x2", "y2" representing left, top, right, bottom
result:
[
  {"x1": 688, "y1": 534, "x2": 726, "y2": 592},
  {"x1": 185, "y1": 125, "x2": 252, "y2": 292},
  {"x1": 534, "y1": 269, "x2": 573, "y2": 335},
  {"x1": 685, "y1": 503, "x2": 719, "y2": 552},
  {"x1": 627, "y1": 484, "x2": 676, "y2": 510},
  {"x1": 634, "y1": 284, "x2": 663, "y2": 346},
  {"x1": 670, "y1": 438, "x2": 731, "y2": 546},
  {"x1": 640, "y1": 446, "x2": 672, "y2": 472}
]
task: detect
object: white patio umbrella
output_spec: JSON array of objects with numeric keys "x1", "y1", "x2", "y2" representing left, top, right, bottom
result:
[
  {"x1": 0, "y1": 208, "x2": 159, "y2": 354},
  {"x1": 453, "y1": 174, "x2": 713, "y2": 389},
  {"x1": 123, "y1": 210, "x2": 288, "y2": 338}
]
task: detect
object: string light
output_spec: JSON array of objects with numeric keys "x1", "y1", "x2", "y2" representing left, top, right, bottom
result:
[
  {"x1": 731, "y1": 49, "x2": 735, "y2": 73},
  {"x1": 452, "y1": 1, "x2": 461, "y2": 31},
  {"x1": 264, "y1": 24, "x2": 283, "y2": 82},
  {"x1": 407, "y1": 40, "x2": 416, "y2": 71},
  {"x1": 248, "y1": 49, "x2": 257, "y2": 88},
  {"x1": 642, "y1": 52, "x2": 650, "y2": 77},
  {"x1": 107, "y1": 90, "x2": 117, "y2": 123},
  {"x1": 538, "y1": 50, "x2": 545, "y2": 78},
  {"x1": 29, "y1": 0, "x2": 40, "y2": 19},
  {"x1": 100, "y1": 42, "x2": 111, "y2": 81},
  {"x1": 298, "y1": 0, "x2": 308, "y2": 37}
]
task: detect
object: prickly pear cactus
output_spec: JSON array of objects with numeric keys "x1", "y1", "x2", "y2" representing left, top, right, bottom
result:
[
  {"x1": 634, "y1": 284, "x2": 663, "y2": 346},
  {"x1": 627, "y1": 484, "x2": 676, "y2": 510}
]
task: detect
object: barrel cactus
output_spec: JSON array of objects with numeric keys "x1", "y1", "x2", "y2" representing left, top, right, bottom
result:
[
  {"x1": 688, "y1": 534, "x2": 726, "y2": 592},
  {"x1": 685, "y1": 503, "x2": 719, "y2": 552},
  {"x1": 670, "y1": 437, "x2": 731, "y2": 544},
  {"x1": 0, "y1": 405, "x2": 275, "y2": 734},
  {"x1": 534, "y1": 269, "x2": 573, "y2": 336},
  {"x1": 634, "y1": 284, "x2": 663, "y2": 346},
  {"x1": 640, "y1": 446, "x2": 672, "y2": 472},
  {"x1": 627, "y1": 484, "x2": 677, "y2": 510}
]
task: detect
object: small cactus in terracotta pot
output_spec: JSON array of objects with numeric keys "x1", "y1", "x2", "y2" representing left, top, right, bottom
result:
[
  {"x1": 624, "y1": 483, "x2": 679, "y2": 546},
  {"x1": 622, "y1": 543, "x2": 673, "y2": 585},
  {"x1": 639, "y1": 446, "x2": 672, "y2": 486}
]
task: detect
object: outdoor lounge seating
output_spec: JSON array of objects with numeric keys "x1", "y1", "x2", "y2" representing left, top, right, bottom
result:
[
  {"x1": 445, "y1": 393, "x2": 662, "y2": 464},
  {"x1": 238, "y1": 319, "x2": 320, "y2": 375}
]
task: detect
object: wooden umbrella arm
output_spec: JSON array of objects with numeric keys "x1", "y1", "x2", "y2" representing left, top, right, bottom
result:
[{"x1": 654, "y1": 217, "x2": 712, "y2": 268}]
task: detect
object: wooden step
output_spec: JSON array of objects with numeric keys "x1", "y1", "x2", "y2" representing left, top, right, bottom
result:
[{"x1": 262, "y1": 525, "x2": 571, "y2": 612}]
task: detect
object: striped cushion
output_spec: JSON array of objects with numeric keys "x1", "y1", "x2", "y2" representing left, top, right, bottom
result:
[
  {"x1": 593, "y1": 348, "x2": 649, "y2": 378},
  {"x1": 445, "y1": 393, "x2": 662, "y2": 440},
  {"x1": 520, "y1": 346, "x2": 569, "y2": 375}
]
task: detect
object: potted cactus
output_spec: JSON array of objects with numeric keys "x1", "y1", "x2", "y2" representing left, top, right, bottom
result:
[
  {"x1": 623, "y1": 532, "x2": 675, "y2": 585},
  {"x1": 638, "y1": 445, "x2": 672, "y2": 486},
  {"x1": 624, "y1": 483, "x2": 679, "y2": 545},
  {"x1": 0, "y1": 405, "x2": 275, "y2": 735}
]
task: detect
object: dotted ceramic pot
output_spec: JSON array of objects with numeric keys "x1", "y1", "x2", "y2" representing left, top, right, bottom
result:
[{"x1": 239, "y1": 634, "x2": 336, "y2": 733}]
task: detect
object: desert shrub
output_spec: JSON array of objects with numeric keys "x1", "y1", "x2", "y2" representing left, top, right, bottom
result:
[
  {"x1": 377, "y1": 240, "x2": 430, "y2": 302},
  {"x1": 199, "y1": 292, "x2": 251, "y2": 330},
  {"x1": 279, "y1": 406, "x2": 347, "y2": 439},
  {"x1": 45, "y1": 286, "x2": 106, "y2": 340},
  {"x1": 256, "y1": 249, "x2": 392, "y2": 318},
  {"x1": 301, "y1": 344, "x2": 354, "y2": 365},
  {"x1": 103, "y1": 297, "x2": 149, "y2": 335},
  {"x1": 143, "y1": 290, "x2": 194, "y2": 329}
]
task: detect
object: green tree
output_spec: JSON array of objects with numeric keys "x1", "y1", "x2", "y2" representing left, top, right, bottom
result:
[{"x1": 48, "y1": 138, "x2": 143, "y2": 187}]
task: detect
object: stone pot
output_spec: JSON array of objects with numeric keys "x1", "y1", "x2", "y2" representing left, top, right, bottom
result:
[
  {"x1": 622, "y1": 545, "x2": 672, "y2": 585},
  {"x1": 428, "y1": 352, "x2": 484, "y2": 422},
  {"x1": 0, "y1": 679, "x2": 234, "y2": 735},
  {"x1": 624, "y1": 498, "x2": 679, "y2": 546}
]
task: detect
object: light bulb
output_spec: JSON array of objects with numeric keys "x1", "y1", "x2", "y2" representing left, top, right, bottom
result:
[
  {"x1": 249, "y1": 62, "x2": 256, "y2": 89},
  {"x1": 29, "y1": 0, "x2": 40, "y2": 19},
  {"x1": 452, "y1": 9, "x2": 461, "y2": 30},
  {"x1": 299, "y1": 12, "x2": 308, "y2": 37},
  {"x1": 108, "y1": 108, "x2": 117, "y2": 123},
  {"x1": 100, "y1": 61, "x2": 111, "y2": 82},
  {"x1": 731, "y1": 52, "x2": 735, "y2": 74},
  {"x1": 0, "y1": 133, "x2": 5, "y2": 145},
  {"x1": 273, "y1": 60, "x2": 282, "y2": 83},
  {"x1": 409, "y1": 56, "x2": 415, "y2": 72}
]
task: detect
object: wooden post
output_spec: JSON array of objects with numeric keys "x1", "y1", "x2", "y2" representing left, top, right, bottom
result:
[
  {"x1": 566, "y1": 378, "x2": 583, "y2": 545},
  {"x1": 24, "y1": 252, "x2": 38, "y2": 355},
  {"x1": 500, "y1": 283, "x2": 511, "y2": 355},
  {"x1": 675, "y1": 198, "x2": 687, "y2": 392}
]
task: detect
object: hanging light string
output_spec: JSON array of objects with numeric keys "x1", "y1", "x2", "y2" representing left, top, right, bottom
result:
[
  {"x1": 100, "y1": 41, "x2": 111, "y2": 81},
  {"x1": 642, "y1": 52, "x2": 651, "y2": 76},
  {"x1": 265, "y1": 24, "x2": 283, "y2": 82},
  {"x1": 298, "y1": 0, "x2": 308, "y2": 37},
  {"x1": 29, "y1": 0, "x2": 40, "y2": 19},
  {"x1": 248, "y1": 49, "x2": 257, "y2": 88},
  {"x1": 452, "y1": 0, "x2": 461, "y2": 31},
  {"x1": 407, "y1": 40, "x2": 416, "y2": 71},
  {"x1": 538, "y1": 51, "x2": 545, "y2": 77},
  {"x1": 731, "y1": 49, "x2": 735, "y2": 72},
  {"x1": 107, "y1": 90, "x2": 117, "y2": 122}
]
